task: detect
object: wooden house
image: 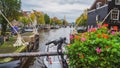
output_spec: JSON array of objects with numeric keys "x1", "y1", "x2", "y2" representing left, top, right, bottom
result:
[{"x1": 87, "y1": 0, "x2": 120, "y2": 30}]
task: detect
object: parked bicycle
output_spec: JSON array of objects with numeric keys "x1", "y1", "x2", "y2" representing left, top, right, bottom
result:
[{"x1": 45, "y1": 37, "x2": 68, "y2": 68}]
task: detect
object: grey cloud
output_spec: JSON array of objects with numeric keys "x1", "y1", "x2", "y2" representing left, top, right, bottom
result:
[
  {"x1": 22, "y1": 4, "x2": 39, "y2": 8},
  {"x1": 21, "y1": 0, "x2": 95, "y2": 22},
  {"x1": 47, "y1": 10, "x2": 83, "y2": 23},
  {"x1": 53, "y1": 0, "x2": 94, "y2": 5}
]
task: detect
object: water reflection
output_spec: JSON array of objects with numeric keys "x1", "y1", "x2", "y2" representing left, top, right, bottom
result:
[
  {"x1": 29, "y1": 27, "x2": 74, "y2": 68},
  {"x1": 0, "y1": 27, "x2": 74, "y2": 68},
  {"x1": 0, "y1": 60, "x2": 20, "y2": 68}
]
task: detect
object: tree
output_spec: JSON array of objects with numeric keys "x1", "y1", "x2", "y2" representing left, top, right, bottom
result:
[
  {"x1": 57, "y1": 20, "x2": 62, "y2": 25},
  {"x1": 75, "y1": 9, "x2": 88, "y2": 26},
  {"x1": 50, "y1": 18, "x2": 54, "y2": 25},
  {"x1": 38, "y1": 15, "x2": 45, "y2": 24},
  {"x1": 31, "y1": 10, "x2": 45, "y2": 25},
  {"x1": 19, "y1": 16, "x2": 30, "y2": 26},
  {"x1": 0, "y1": 0, "x2": 21, "y2": 35},
  {"x1": 44, "y1": 14, "x2": 50, "y2": 24},
  {"x1": 63, "y1": 19, "x2": 69, "y2": 25},
  {"x1": 30, "y1": 13, "x2": 36, "y2": 21},
  {"x1": 52, "y1": 17, "x2": 58, "y2": 25},
  {"x1": 50, "y1": 17, "x2": 65, "y2": 25}
]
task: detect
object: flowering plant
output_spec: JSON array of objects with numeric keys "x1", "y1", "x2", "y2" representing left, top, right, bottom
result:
[{"x1": 66, "y1": 25, "x2": 120, "y2": 68}]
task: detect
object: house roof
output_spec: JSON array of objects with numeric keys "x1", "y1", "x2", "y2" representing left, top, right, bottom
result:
[{"x1": 89, "y1": 0, "x2": 107, "y2": 10}]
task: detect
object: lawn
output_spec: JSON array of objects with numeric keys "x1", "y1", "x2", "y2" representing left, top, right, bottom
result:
[
  {"x1": 0, "y1": 36, "x2": 27, "y2": 63},
  {"x1": 0, "y1": 32, "x2": 35, "y2": 63}
]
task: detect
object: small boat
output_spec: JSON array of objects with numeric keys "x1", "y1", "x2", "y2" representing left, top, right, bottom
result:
[
  {"x1": 24, "y1": 27, "x2": 38, "y2": 32},
  {"x1": 76, "y1": 27, "x2": 87, "y2": 33}
]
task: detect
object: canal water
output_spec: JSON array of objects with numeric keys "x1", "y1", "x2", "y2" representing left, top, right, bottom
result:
[
  {"x1": 29, "y1": 27, "x2": 74, "y2": 68},
  {"x1": 0, "y1": 27, "x2": 74, "y2": 68}
]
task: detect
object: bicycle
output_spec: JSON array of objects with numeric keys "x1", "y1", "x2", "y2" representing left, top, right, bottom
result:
[{"x1": 45, "y1": 37, "x2": 68, "y2": 68}]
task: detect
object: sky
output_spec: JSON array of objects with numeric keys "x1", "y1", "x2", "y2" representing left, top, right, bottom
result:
[{"x1": 21, "y1": 0, "x2": 95, "y2": 23}]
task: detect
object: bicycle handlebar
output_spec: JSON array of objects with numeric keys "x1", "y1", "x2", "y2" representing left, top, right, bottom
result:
[
  {"x1": 45, "y1": 37, "x2": 66, "y2": 45},
  {"x1": 45, "y1": 37, "x2": 68, "y2": 68}
]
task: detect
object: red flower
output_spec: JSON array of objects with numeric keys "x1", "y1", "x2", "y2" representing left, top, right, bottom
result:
[
  {"x1": 91, "y1": 28, "x2": 97, "y2": 32},
  {"x1": 67, "y1": 44, "x2": 71, "y2": 47},
  {"x1": 105, "y1": 46, "x2": 109, "y2": 49},
  {"x1": 74, "y1": 35, "x2": 80, "y2": 40},
  {"x1": 113, "y1": 26, "x2": 118, "y2": 31},
  {"x1": 102, "y1": 34, "x2": 109, "y2": 39},
  {"x1": 97, "y1": 34, "x2": 101, "y2": 38},
  {"x1": 104, "y1": 35, "x2": 109, "y2": 39},
  {"x1": 81, "y1": 54, "x2": 84, "y2": 59},
  {"x1": 103, "y1": 23, "x2": 109, "y2": 27}
]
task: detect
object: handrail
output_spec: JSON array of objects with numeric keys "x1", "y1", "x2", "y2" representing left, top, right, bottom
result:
[
  {"x1": 0, "y1": 52, "x2": 66, "y2": 58},
  {"x1": 102, "y1": 9, "x2": 112, "y2": 24}
]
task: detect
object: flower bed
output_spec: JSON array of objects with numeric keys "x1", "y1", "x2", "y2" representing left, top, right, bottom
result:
[{"x1": 66, "y1": 25, "x2": 120, "y2": 67}]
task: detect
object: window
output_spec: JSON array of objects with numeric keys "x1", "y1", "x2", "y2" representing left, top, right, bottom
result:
[
  {"x1": 107, "y1": 0, "x2": 112, "y2": 1},
  {"x1": 96, "y1": 2, "x2": 101, "y2": 9},
  {"x1": 96, "y1": 15, "x2": 100, "y2": 22},
  {"x1": 115, "y1": 0, "x2": 120, "y2": 5},
  {"x1": 111, "y1": 9, "x2": 119, "y2": 20}
]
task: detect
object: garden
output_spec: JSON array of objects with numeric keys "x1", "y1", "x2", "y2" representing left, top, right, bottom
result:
[{"x1": 66, "y1": 24, "x2": 120, "y2": 68}]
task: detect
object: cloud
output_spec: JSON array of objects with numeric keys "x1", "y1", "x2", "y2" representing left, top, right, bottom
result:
[
  {"x1": 21, "y1": 0, "x2": 95, "y2": 22},
  {"x1": 56, "y1": 0, "x2": 93, "y2": 5}
]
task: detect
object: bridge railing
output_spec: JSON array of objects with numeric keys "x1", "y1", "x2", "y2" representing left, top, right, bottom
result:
[{"x1": 0, "y1": 52, "x2": 66, "y2": 58}]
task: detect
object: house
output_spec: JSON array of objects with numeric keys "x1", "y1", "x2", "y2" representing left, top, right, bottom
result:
[
  {"x1": 87, "y1": 0, "x2": 108, "y2": 27},
  {"x1": 87, "y1": 0, "x2": 120, "y2": 30},
  {"x1": 89, "y1": 0, "x2": 107, "y2": 10},
  {"x1": 23, "y1": 11, "x2": 31, "y2": 16}
]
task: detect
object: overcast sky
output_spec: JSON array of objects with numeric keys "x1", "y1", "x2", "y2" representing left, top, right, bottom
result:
[{"x1": 21, "y1": 0, "x2": 95, "y2": 23}]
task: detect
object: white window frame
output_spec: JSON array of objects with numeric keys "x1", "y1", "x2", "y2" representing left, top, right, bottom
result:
[
  {"x1": 111, "y1": 9, "x2": 119, "y2": 20},
  {"x1": 96, "y1": 2, "x2": 102, "y2": 9},
  {"x1": 107, "y1": 0, "x2": 112, "y2": 1},
  {"x1": 115, "y1": 0, "x2": 120, "y2": 5},
  {"x1": 96, "y1": 15, "x2": 99, "y2": 21}
]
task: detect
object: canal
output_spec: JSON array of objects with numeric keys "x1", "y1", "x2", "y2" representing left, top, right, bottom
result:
[
  {"x1": 0, "y1": 27, "x2": 74, "y2": 68},
  {"x1": 29, "y1": 27, "x2": 74, "y2": 68}
]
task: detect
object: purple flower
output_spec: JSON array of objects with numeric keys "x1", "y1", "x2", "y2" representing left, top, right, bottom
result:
[
  {"x1": 81, "y1": 38, "x2": 86, "y2": 42},
  {"x1": 97, "y1": 24, "x2": 101, "y2": 28},
  {"x1": 111, "y1": 31, "x2": 115, "y2": 35},
  {"x1": 87, "y1": 28, "x2": 91, "y2": 32},
  {"x1": 96, "y1": 47, "x2": 101, "y2": 54},
  {"x1": 70, "y1": 35, "x2": 74, "y2": 40}
]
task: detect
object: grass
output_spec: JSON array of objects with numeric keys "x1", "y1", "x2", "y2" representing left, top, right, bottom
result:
[
  {"x1": 0, "y1": 32, "x2": 34, "y2": 63},
  {"x1": 0, "y1": 36, "x2": 26, "y2": 63},
  {"x1": 21, "y1": 32, "x2": 34, "y2": 36}
]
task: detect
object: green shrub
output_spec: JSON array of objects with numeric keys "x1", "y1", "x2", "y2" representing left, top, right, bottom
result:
[{"x1": 66, "y1": 25, "x2": 120, "y2": 68}]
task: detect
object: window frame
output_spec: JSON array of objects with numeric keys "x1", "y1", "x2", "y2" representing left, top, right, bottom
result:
[
  {"x1": 115, "y1": 0, "x2": 120, "y2": 5},
  {"x1": 111, "y1": 9, "x2": 119, "y2": 20}
]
